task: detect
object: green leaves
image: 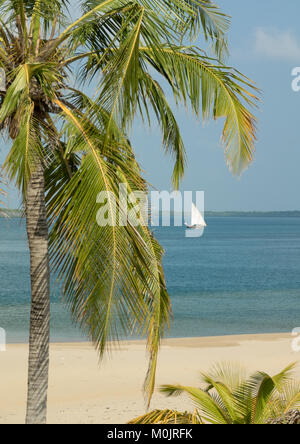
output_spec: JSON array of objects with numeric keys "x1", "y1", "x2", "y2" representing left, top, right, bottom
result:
[
  {"x1": 128, "y1": 408, "x2": 202, "y2": 424},
  {"x1": 161, "y1": 384, "x2": 232, "y2": 424},
  {"x1": 3, "y1": 98, "x2": 43, "y2": 195},
  {"x1": 139, "y1": 46, "x2": 258, "y2": 175},
  {"x1": 0, "y1": 63, "x2": 61, "y2": 123},
  {"x1": 0, "y1": 0, "x2": 259, "y2": 188},
  {"x1": 47, "y1": 99, "x2": 171, "y2": 404},
  {"x1": 247, "y1": 363, "x2": 297, "y2": 424},
  {"x1": 0, "y1": 65, "x2": 30, "y2": 122},
  {"x1": 129, "y1": 363, "x2": 300, "y2": 424},
  {"x1": 76, "y1": 10, "x2": 257, "y2": 181},
  {"x1": 162, "y1": 0, "x2": 230, "y2": 55},
  {"x1": 1, "y1": 62, "x2": 61, "y2": 193},
  {"x1": 138, "y1": 73, "x2": 186, "y2": 189},
  {"x1": 97, "y1": 5, "x2": 145, "y2": 133}
]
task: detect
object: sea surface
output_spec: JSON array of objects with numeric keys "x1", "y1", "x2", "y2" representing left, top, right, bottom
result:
[{"x1": 1, "y1": 217, "x2": 300, "y2": 342}]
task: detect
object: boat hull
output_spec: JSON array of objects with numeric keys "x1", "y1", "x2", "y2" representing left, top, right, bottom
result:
[{"x1": 185, "y1": 224, "x2": 205, "y2": 229}]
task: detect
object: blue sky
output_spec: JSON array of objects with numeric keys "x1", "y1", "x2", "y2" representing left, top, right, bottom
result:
[{"x1": 2, "y1": 0, "x2": 300, "y2": 210}]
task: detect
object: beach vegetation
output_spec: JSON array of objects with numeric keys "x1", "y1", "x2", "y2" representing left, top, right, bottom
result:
[{"x1": 129, "y1": 363, "x2": 300, "y2": 424}]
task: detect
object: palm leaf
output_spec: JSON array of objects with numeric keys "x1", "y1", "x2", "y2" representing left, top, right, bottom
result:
[
  {"x1": 137, "y1": 72, "x2": 186, "y2": 189},
  {"x1": 129, "y1": 408, "x2": 202, "y2": 424},
  {"x1": 3, "y1": 98, "x2": 43, "y2": 195},
  {"x1": 47, "y1": 99, "x2": 171, "y2": 405},
  {"x1": 160, "y1": 384, "x2": 232, "y2": 424},
  {"x1": 129, "y1": 363, "x2": 300, "y2": 425},
  {"x1": 139, "y1": 45, "x2": 259, "y2": 175}
]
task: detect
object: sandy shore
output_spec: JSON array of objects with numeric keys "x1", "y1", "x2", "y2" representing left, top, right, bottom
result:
[{"x1": 0, "y1": 333, "x2": 299, "y2": 424}]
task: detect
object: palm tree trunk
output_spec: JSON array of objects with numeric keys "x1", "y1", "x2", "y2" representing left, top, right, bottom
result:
[{"x1": 25, "y1": 163, "x2": 50, "y2": 425}]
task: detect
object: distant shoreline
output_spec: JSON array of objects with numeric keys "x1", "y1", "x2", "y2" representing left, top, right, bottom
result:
[
  {"x1": 1, "y1": 209, "x2": 300, "y2": 218},
  {"x1": 205, "y1": 211, "x2": 300, "y2": 217},
  {"x1": 0, "y1": 209, "x2": 23, "y2": 218},
  {"x1": 153, "y1": 210, "x2": 300, "y2": 218}
]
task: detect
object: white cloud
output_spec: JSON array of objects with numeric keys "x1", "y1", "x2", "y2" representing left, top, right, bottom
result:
[{"x1": 254, "y1": 28, "x2": 300, "y2": 61}]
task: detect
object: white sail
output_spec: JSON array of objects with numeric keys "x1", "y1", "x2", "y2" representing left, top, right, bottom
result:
[{"x1": 191, "y1": 203, "x2": 207, "y2": 227}]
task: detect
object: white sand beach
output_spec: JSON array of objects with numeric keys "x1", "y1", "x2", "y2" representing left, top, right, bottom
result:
[{"x1": 0, "y1": 333, "x2": 299, "y2": 424}]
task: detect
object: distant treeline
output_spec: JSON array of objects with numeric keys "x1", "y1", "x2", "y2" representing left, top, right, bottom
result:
[
  {"x1": 1, "y1": 209, "x2": 300, "y2": 219},
  {"x1": 0, "y1": 209, "x2": 23, "y2": 218},
  {"x1": 160, "y1": 210, "x2": 300, "y2": 218},
  {"x1": 205, "y1": 211, "x2": 300, "y2": 217}
]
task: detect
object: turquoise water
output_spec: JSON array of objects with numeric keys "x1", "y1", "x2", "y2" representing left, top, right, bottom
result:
[{"x1": 1, "y1": 217, "x2": 300, "y2": 342}]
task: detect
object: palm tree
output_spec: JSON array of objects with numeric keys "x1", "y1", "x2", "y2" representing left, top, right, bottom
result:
[
  {"x1": 129, "y1": 363, "x2": 300, "y2": 424},
  {"x1": 0, "y1": 0, "x2": 258, "y2": 424}
]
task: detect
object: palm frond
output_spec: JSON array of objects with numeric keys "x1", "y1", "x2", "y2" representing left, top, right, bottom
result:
[
  {"x1": 248, "y1": 363, "x2": 296, "y2": 424},
  {"x1": 160, "y1": 384, "x2": 231, "y2": 424},
  {"x1": 139, "y1": 45, "x2": 259, "y2": 175},
  {"x1": 3, "y1": 98, "x2": 43, "y2": 195},
  {"x1": 279, "y1": 382, "x2": 300, "y2": 415},
  {"x1": 47, "y1": 99, "x2": 171, "y2": 405},
  {"x1": 87, "y1": 42, "x2": 258, "y2": 179},
  {"x1": 0, "y1": 0, "x2": 69, "y2": 32},
  {"x1": 129, "y1": 408, "x2": 202, "y2": 424},
  {"x1": 165, "y1": 0, "x2": 230, "y2": 57},
  {"x1": 57, "y1": 2, "x2": 258, "y2": 179},
  {"x1": 137, "y1": 73, "x2": 186, "y2": 189},
  {"x1": 202, "y1": 362, "x2": 246, "y2": 392},
  {"x1": 127, "y1": 363, "x2": 300, "y2": 425}
]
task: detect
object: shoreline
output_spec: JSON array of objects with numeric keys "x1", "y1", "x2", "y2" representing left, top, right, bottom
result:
[
  {"x1": 5, "y1": 331, "x2": 295, "y2": 346},
  {"x1": 1, "y1": 332, "x2": 299, "y2": 424}
]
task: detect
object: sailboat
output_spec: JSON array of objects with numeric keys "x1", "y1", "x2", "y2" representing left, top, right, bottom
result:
[{"x1": 185, "y1": 203, "x2": 207, "y2": 230}]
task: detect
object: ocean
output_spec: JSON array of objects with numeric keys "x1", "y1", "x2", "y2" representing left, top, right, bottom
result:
[{"x1": 1, "y1": 217, "x2": 300, "y2": 342}]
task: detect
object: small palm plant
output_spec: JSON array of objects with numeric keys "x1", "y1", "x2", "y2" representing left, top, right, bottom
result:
[{"x1": 129, "y1": 363, "x2": 300, "y2": 424}]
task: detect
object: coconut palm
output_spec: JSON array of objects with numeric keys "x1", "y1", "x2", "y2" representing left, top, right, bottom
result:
[
  {"x1": 129, "y1": 363, "x2": 300, "y2": 424},
  {"x1": 0, "y1": 0, "x2": 258, "y2": 424}
]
